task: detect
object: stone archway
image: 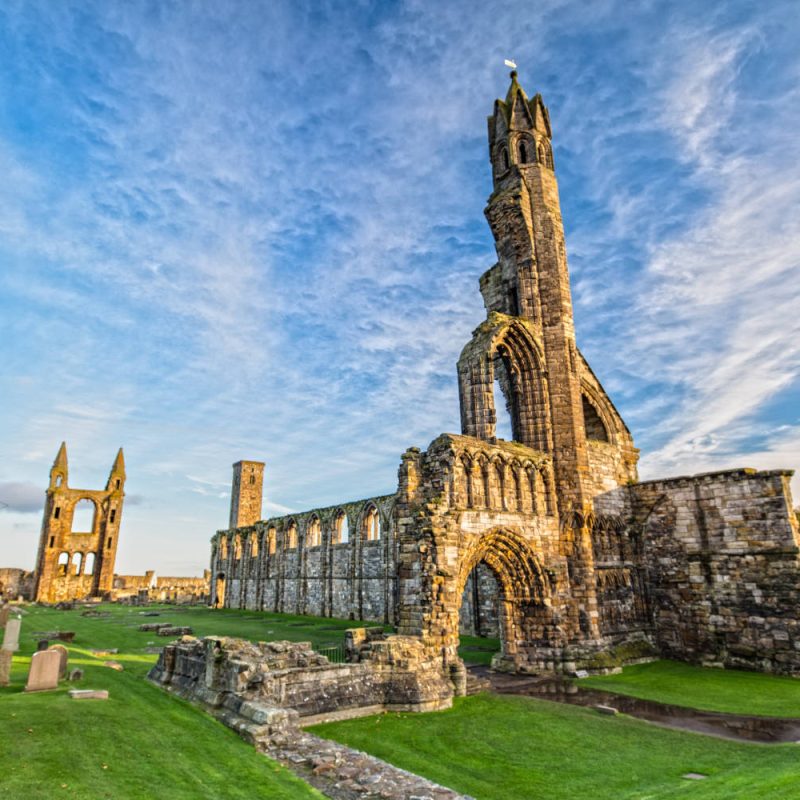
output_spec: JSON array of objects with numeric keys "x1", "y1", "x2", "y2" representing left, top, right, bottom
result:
[
  {"x1": 214, "y1": 573, "x2": 226, "y2": 609},
  {"x1": 447, "y1": 528, "x2": 553, "y2": 673}
]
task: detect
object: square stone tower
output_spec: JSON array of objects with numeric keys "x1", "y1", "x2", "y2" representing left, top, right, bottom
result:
[{"x1": 229, "y1": 460, "x2": 265, "y2": 528}]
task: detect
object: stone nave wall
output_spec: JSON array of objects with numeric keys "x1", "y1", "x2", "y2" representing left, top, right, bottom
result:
[
  {"x1": 211, "y1": 494, "x2": 398, "y2": 623},
  {"x1": 627, "y1": 468, "x2": 800, "y2": 674}
]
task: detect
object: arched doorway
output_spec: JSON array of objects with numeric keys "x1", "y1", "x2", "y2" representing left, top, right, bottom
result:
[
  {"x1": 214, "y1": 573, "x2": 226, "y2": 608},
  {"x1": 452, "y1": 528, "x2": 552, "y2": 674}
]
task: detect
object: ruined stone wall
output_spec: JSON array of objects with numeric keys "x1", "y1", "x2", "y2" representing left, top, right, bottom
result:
[
  {"x1": 0, "y1": 568, "x2": 34, "y2": 600},
  {"x1": 152, "y1": 571, "x2": 210, "y2": 603},
  {"x1": 211, "y1": 494, "x2": 398, "y2": 624},
  {"x1": 33, "y1": 445, "x2": 126, "y2": 604},
  {"x1": 149, "y1": 633, "x2": 454, "y2": 724},
  {"x1": 627, "y1": 469, "x2": 800, "y2": 674}
]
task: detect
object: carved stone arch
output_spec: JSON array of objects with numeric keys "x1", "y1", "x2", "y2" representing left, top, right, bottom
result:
[
  {"x1": 306, "y1": 514, "x2": 321, "y2": 548},
  {"x1": 515, "y1": 133, "x2": 535, "y2": 165},
  {"x1": 285, "y1": 518, "x2": 298, "y2": 550},
  {"x1": 488, "y1": 321, "x2": 551, "y2": 451},
  {"x1": 332, "y1": 509, "x2": 349, "y2": 544},
  {"x1": 581, "y1": 382, "x2": 615, "y2": 444},
  {"x1": 361, "y1": 503, "x2": 380, "y2": 542},
  {"x1": 495, "y1": 142, "x2": 510, "y2": 175},
  {"x1": 455, "y1": 528, "x2": 555, "y2": 660},
  {"x1": 70, "y1": 497, "x2": 97, "y2": 533}
]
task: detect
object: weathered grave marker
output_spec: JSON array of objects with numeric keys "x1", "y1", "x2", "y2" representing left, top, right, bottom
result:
[
  {"x1": 0, "y1": 604, "x2": 9, "y2": 628},
  {"x1": 25, "y1": 649, "x2": 61, "y2": 692},
  {"x1": 2, "y1": 617, "x2": 21, "y2": 652},
  {"x1": 0, "y1": 650, "x2": 12, "y2": 686},
  {"x1": 69, "y1": 689, "x2": 108, "y2": 700},
  {"x1": 49, "y1": 644, "x2": 69, "y2": 678}
]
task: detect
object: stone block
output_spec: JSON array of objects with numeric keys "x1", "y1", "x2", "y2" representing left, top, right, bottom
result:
[{"x1": 69, "y1": 689, "x2": 109, "y2": 700}]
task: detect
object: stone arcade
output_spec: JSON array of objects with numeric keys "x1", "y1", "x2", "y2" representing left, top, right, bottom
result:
[{"x1": 209, "y1": 73, "x2": 800, "y2": 678}]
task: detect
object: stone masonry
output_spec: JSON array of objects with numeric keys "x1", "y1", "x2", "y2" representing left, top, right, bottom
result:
[
  {"x1": 149, "y1": 635, "x2": 467, "y2": 800},
  {"x1": 33, "y1": 443, "x2": 126, "y2": 604},
  {"x1": 210, "y1": 72, "x2": 800, "y2": 677}
]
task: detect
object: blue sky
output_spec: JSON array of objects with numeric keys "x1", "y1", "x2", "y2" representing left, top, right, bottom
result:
[{"x1": 1, "y1": 1, "x2": 798, "y2": 575}]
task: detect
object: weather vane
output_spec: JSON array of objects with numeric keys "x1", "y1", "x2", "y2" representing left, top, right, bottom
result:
[{"x1": 504, "y1": 59, "x2": 517, "y2": 70}]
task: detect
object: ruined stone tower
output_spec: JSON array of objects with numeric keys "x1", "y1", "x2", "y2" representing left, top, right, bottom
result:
[
  {"x1": 458, "y1": 71, "x2": 638, "y2": 508},
  {"x1": 229, "y1": 460, "x2": 265, "y2": 529},
  {"x1": 33, "y1": 443, "x2": 126, "y2": 603}
]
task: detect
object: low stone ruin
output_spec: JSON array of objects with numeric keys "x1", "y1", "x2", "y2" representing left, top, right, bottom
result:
[{"x1": 149, "y1": 633, "x2": 467, "y2": 800}]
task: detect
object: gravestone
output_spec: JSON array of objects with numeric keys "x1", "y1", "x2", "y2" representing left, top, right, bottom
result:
[
  {"x1": 0, "y1": 604, "x2": 9, "y2": 628},
  {"x1": 1, "y1": 618, "x2": 21, "y2": 652},
  {"x1": 0, "y1": 650, "x2": 12, "y2": 686},
  {"x1": 25, "y1": 649, "x2": 61, "y2": 692},
  {"x1": 68, "y1": 668, "x2": 84, "y2": 682},
  {"x1": 69, "y1": 689, "x2": 108, "y2": 700},
  {"x1": 49, "y1": 644, "x2": 69, "y2": 679}
]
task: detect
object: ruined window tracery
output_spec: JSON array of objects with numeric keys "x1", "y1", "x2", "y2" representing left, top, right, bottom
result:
[
  {"x1": 582, "y1": 395, "x2": 610, "y2": 442},
  {"x1": 71, "y1": 499, "x2": 95, "y2": 533},
  {"x1": 333, "y1": 512, "x2": 349, "y2": 544},
  {"x1": 286, "y1": 521, "x2": 297, "y2": 549},
  {"x1": 364, "y1": 507, "x2": 380, "y2": 541},
  {"x1": 306, "y1": 517, "x2": 321, "y2": 548}
]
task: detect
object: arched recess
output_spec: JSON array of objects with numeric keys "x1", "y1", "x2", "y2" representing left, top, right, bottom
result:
[
  {"x1": 71, "y1": 499, "x2": 95, "y2": 533},
  {"x1": 214, "y1": 572, "x2": 226, "y2": 608},
  {"x1": 581, "y1": 383, "x2": 616, "y2": 444},
  {"x1": 492, "y1": 324, "x2": 550, "y2": 450},
  {"x1": 83, "y1": 552, "x2": 96, "y2": 575},
  {"x1": 454, "y1": 529, "x2": 552, "y2": 662},
  {"x1": 459, "y1": 317, "x2": 552, "y2": 452}
]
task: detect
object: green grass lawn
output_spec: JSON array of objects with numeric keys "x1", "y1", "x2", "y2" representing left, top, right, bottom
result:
[
  {"x1": 0, "y1": 604, "x2": 343, "y2": 800},
  {"x1": 4, "y1": 604, "x2": 799, "y2": 800},
  {"x1": 579, "y1": 660, "x2": 800, "y2": 718},
  {"x1": 313, "y1": 693, "x2": 800, "y2": 800}
]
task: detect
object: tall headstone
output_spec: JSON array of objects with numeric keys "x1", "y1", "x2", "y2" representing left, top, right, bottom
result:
[
  {"x1": 24, "y1": 649, "x2": 61, "y2": 692},
  {"x1": 0, "y1": 604, "x2": 9, "y2": 628},
  {"x1": 1, "y1": 617, "x2": 21, "y2": 652},
  {"x1": 0, "y1": 650, "x2": 12, "y2": 686},
  {"x1": 49, "y1": 644, "x2": 69, "y2": 679}
]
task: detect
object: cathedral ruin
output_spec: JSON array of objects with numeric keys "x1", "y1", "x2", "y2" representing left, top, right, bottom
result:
[
  {"x1": 209, "y1": 73, "x2": 800, "y2": 677},
  {"x1": 33, "y1": 443, "x2": 126, "y2": 603}
]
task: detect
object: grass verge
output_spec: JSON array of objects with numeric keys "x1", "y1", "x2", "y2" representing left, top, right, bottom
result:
[
  {"x1": 312, "y1": 692, "x2": 800, "y2": 800},
  {"x1": 579, "y1": 659, "x2": 800, "y2": 717}
]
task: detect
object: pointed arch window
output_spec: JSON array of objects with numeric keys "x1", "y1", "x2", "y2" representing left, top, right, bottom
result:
[
  {"x1": 306, "y1": 517, "x2": 321, "y2": 548},
  {"x1": 364, "y1": 507, "x2": 380, "y2": 541},
  {"x1": 333, "y1": 511, "x2": 349, "y2": 544},
  {"x1": 286, "y1": 521, "x2": 297, "y2": 550},
  {"x1": 519, "y1": 140, "x2": 528, "y2": 164}
]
